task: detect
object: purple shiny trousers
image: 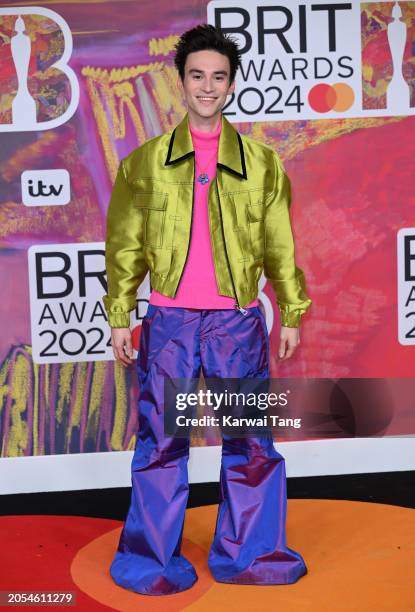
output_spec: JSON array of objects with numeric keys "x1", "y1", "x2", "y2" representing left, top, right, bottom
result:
[{"x1": 110, "y1": 305, "x2": 307, "y2": 595}]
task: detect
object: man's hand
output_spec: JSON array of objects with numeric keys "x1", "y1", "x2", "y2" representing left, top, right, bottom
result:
[
  {"x1": 278, "y1": 325, "x2": 300, "y2": 360},
  {"x1": 111, "y1": 327, "x2": 134, "y2": 367}
]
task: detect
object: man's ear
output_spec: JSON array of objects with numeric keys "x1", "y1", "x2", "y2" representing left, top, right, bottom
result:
[
  {"x1": 227, "y1": 79, "x2": 236, "y2": 96},
  {"x1": 176, "y1": 75, "x2": 184, "y2": 94}
]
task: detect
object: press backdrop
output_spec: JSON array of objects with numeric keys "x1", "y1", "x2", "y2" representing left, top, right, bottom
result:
[{"x1": 1, "y1": 0, "x2": 414, "y2": 492}]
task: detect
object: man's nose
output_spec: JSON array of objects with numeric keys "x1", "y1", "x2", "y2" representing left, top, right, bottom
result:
[{"x1": 202, "y1": 79, "x2": 215, "y2": 92}]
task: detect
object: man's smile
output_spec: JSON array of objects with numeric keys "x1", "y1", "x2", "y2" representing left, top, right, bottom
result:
[{"x1": 196, "y1": 96, "x2": 218, "y2": 102}]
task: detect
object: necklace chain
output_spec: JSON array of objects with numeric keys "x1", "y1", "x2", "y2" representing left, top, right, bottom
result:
[{"x1": 195, "y1": 147, "x2": 218, "y2": 185}]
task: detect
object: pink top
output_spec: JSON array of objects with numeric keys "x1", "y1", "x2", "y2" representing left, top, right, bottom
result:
[{"x1": 149, "y1": 119, "x2": 258, "y2": 310}]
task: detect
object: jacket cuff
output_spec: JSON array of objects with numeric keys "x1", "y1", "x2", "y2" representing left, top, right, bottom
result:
[
  {"x1": 279, "y1": 308, "x2": 302, "y2": 328},
  {"x1": 107, "y1": 311, "x2": 131, "y2": 328}
]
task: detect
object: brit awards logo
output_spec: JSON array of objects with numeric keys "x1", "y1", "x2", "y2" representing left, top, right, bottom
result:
[
  {"x1": 27, "y1": 243, "x2": 151, "y2": 364},
  {"x1": 397, "y1": 228, "x2": 415, "y2": 346},
  {"x1": 0, "y1": 7, "x2": 79, "y2": 132},
  {"x1": 207, "y1": 0, "x2": 415, "y2": 122}
]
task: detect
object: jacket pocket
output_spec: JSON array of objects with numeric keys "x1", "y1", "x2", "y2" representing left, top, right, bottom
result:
[
  {"x1": 133, "y1": 191, "x2": 168, "y2": 249},
  {"x1": 247, "y1": 201, "x2": 265, "y2": 260}
]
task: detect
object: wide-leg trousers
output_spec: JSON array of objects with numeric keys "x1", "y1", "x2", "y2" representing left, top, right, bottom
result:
[{"x1": 109, "y1": 304, "x2": 307, "y2": 595}]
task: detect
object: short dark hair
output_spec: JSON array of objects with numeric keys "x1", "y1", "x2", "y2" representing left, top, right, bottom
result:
[{"x1": 174, "y1": 24, "x2": 242, "y2": 83}]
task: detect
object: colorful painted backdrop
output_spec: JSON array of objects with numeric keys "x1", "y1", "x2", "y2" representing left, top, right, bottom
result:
[{"x1": 0, "y1": 0, "x2": 414, "y2": 461}]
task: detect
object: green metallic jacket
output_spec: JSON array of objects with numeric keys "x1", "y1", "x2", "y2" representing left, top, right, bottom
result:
[{"x1": 103, "y1": 112, "x2": 312, "y2": 328}]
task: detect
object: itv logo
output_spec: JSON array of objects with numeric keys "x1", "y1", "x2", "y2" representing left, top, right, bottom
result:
[{"x1": 21, "y1": 170, "x2": 71, "y2": 207}]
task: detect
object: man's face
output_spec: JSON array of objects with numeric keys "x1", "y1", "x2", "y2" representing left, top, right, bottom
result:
[{"x1": 177, "y1": 49, "x2": 235, "y2": 122}]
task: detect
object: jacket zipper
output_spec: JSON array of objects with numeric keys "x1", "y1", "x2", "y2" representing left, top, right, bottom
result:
[
  {"x1": 174, "y1": 155, "x2": 196, "y2": 296},
  {"x1": 174, "y1": 159, "x2": 248, "y2": 316},
  {"x1": 215, "y1": 176, "x2": 248, "y2": 316}
]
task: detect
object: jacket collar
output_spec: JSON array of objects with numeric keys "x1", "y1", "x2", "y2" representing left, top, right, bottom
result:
[{"x1": 164, "y1": 112, "x2": 247, "y2": 179}]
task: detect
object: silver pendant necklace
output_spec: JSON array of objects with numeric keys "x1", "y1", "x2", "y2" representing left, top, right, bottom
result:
[{"x1": 196, "y1": 149, "x2": 218, "y2": 185}]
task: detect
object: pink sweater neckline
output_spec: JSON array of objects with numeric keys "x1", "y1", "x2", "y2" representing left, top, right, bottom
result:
[{"x1": 189, "y1": 120, "x2": 222, "y2": 148}]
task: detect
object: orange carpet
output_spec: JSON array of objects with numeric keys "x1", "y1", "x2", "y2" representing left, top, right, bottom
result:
[{"x1": 0, "y1": 500, "x2": 413, "y2": 611}]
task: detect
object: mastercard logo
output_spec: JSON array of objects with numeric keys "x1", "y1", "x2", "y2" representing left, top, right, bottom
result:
[{"x1": 308, "y1": 83, "x2": 355, "y2": 113}]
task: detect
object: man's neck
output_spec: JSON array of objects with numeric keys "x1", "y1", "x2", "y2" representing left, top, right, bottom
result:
[{"x1": 187, "y1": 111, "x2": 222, "y2": 133}]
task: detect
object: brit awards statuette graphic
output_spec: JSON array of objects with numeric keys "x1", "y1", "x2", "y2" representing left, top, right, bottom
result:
[
  {"x1": 0, "y1": 7, "x2": 79, "y2": 132},
  {"x1": 11, "y1": 16, "x2": 37, "y2": 127},
  {"x1": 386, "y1": 2, "x2": 411, "y2": 111}
]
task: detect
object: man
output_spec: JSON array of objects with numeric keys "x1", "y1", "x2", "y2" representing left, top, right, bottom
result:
[{"x1": 103, "y1": 24, "x2": 312, "y2": 595}]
